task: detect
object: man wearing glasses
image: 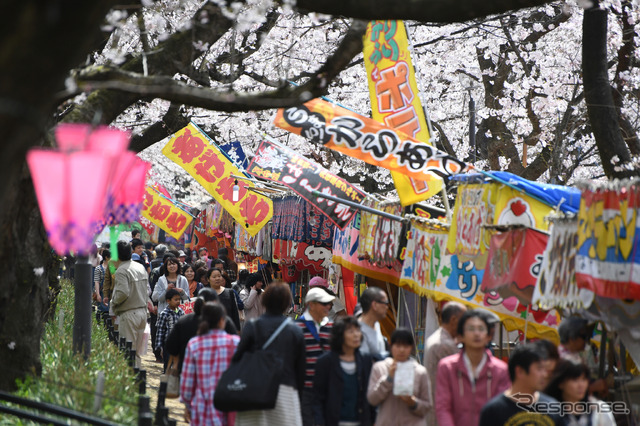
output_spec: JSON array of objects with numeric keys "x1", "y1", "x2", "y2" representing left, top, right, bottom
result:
[
  {"x1": 297, "y1": 287, "x2": 335, "y2": 426},
  {"x1": 358, "y1": 287, "x2": 390, "y2": 360}
]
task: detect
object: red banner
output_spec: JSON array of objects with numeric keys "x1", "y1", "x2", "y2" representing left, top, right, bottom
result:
[{"x1": 481, "y1": 227, "x2": 548, "y2": 305}]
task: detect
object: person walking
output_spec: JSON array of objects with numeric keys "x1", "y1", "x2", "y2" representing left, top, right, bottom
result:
[
  {"x1": 111, "y1": 241, "x2": 150, "y2": 368},
  {"x1": 424, "y1": 301, "x2": 466, "y2": 426},
  {"x1": 207, "y1": 268, "x2": 241, "y2": 330},
  {"x1": 152, "y1": 257, "x2": 189, "y2": 321},
  {"x1": 297, "y1": 287, "x2": 335, "y2": 426},
  {"x1": 435, "y1": 309, "x2": 510, "y2": 426},
  {"x1": 358, "y1": 287, "x2": 389, "y2": 360},
  {"x1": 180, "y1": 302, "x2": 239, "y2": 426},
  {"x1": 367, "y1": 328, "x2": 432, "y2": 426},
  {"x1": 234, "y1": 282, "x2": 305, "y2": 426},
  {"x1": 313, "y1": 316, "x2": 375, "y2": 426}
]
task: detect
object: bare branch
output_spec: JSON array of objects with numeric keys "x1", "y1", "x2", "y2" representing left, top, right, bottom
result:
[{"x1": 76, "y1": 20, "x2": 368, "y2": 112}]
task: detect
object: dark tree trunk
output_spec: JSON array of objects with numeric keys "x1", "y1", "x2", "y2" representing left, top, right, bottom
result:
[
  {"x1": 582, "y1": 4, "x2": 637, "y2": 179},
  {"x1": 0, "y1": 1, "x2": 120, "y2": 391}
]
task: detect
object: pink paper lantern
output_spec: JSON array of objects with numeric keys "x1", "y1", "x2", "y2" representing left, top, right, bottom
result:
[
  {"x1": 105, "y1": 154, "x2": 151, "y2": 224},
  {"x1": 27, "y1": 150, "x2": 113, "y2": 255}
]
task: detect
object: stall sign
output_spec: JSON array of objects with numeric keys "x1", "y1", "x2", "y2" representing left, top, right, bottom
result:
[
  {"x1": 400, "y1": 222, "x2": 559, "y2": 341},
  {"x1": 533, "y1": 218, "x2": 594, "y2": 310},
  {"x1": 575, "y1": 183, "x2": 640, "y2": 299},
  {"x1": 332, "y1": 213, "x2": 401, "y2": 284},
  {"x1": 162, "y1": 123, "x2": 272, "y2": 236},
  {"x1": 274, "y1": 98, "x2": 471, "y2": 181},
  {"x1": 247, "y1": 140, "x2": 364, "y2": 230},
  {"x1": 363, "y1": 20, "x2": 442, "y2": 206},
  {"x1": 141, "y1": 187, "x2": 193, "y2": 239},
  {"x1": 481, "y1": 227, "x2": 548, "y2": 305}
]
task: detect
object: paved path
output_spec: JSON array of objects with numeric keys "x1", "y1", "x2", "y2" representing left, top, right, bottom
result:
[{"x1": 140, "y1": 341, "x2": 188, "y2": 426}]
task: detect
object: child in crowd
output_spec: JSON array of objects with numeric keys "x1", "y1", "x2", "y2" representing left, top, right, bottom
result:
[{"x1": 155, "y1": 288, "x2": 185, "y2": 372}]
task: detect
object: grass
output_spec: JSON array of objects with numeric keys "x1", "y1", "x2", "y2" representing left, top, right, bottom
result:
[{"x1": 3, "y1": 279, "x2": 139, "y2": 425}]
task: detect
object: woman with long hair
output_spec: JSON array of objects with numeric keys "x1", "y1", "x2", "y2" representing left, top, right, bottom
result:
[
  {"x1": 313, "y1": 316, "x2": 376, "y2": 425},
  {"x1": 152, "y1": 257, "x2": 190, "y2": 317},
  {"x1": 183, "y1": 264, "x2": 203, "y2": 298},
  {"x1": 207, "y1": 268, "x2": 241, "y2": 330},
  {"x1": 544, "y1": 359, "x2": 615, "y2": 426},
  {"x1": 180, "y1": 302, "x2": 240, "y2": 425},
  {"x1": 234, "y1": 282, "x2": 305, "y2": 426}
]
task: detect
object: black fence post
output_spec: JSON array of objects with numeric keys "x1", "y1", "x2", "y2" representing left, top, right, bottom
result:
[
  {"x1": 138, "y1": 370, "x2": 146, "y2": 395},
  {"x1": 137, "y1": 395, "x2": 152, "y2": 426}
]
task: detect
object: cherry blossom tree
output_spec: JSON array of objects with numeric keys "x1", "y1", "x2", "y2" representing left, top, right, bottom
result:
[{"x1": 2, "y1": 0, "x2": 640, "y2": 390}]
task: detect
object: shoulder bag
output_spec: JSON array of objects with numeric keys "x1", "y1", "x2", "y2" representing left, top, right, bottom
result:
[{"x1": 214, "y1": 317, "x2": 291, "y2": 412}]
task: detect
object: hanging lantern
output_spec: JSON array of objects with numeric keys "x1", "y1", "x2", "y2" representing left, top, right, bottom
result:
[
  {"x1": 27, "y1": 149, "x2": 113, "y2": 255},
  {"x1": 28, "y1": 123, "x2": 148, "y2": 255}
]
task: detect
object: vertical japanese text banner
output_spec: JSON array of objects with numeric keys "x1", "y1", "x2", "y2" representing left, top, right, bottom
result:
[
  {"x1": 162, "y1": 123, "x2": 273, "y2": 236},
  {"x1": 141, "y1": 187, "x2": 193, "y2": 239},
  {"x1": 363, "y1": 20, "x2": 442, "y2": 206}
]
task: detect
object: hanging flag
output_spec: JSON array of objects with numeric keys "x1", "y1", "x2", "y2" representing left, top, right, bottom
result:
[
  {"x1": 162, "y1": 123, "x2": 273, "y2": 236},
  {"x1": 274, "y1": 98, "x2": 471, "y2": 181},
  {"x1": 480, "y1": 227, "x2": 548, "y2": 305},
  {"x1": 363, "y1": 20, "x2": 442, "y2": 206},
  {"x1": 220, "y1": 140, "x2": 249, "y2": 169},
  {"x1": 532, "y1": 217, "x2": 594, "y2": 310},
  {"x1": 575, "y1": 181, "x2": 640, "y2": 300},
  {"x1": 141, "y1": 187, "x2": 193, "y2": 239},
  {"x1": 247, "y1": 140, "x2": 365, "y2": 230}
]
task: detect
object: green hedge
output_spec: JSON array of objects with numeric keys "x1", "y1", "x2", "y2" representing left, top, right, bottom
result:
[{"x1": 4, "y1": 279, "x2": 138, "y2": 425}]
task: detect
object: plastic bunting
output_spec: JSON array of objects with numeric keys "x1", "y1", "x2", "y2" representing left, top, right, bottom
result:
[{"x1": 27, "y1": 123, "x2": 149, "y2": 255}]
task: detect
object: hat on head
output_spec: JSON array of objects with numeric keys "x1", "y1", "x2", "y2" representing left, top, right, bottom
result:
[
  {"x1": 178, "y1": 250, "x2": 186, "y2": 257},
  {"x1": 305, "y1": 288, "x2": 335, "y2": 304},
  {"x1": 309, "y1": 276, "x2": 328, "y2": 288}
]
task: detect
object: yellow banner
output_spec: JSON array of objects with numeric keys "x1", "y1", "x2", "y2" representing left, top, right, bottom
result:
[
  {"x1": 141, "y1": 187, "x2": 193, "y2": 239},
  {"x1": 162, "y1": 123, "x2": 272, "y2": 236},
  {"x1": 363, "y1": 20, "x2": 443, "y2": 206}
]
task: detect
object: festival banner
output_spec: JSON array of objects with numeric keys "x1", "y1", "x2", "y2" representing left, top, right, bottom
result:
[
  {"x1": 575, "y1": 182, "x2": 640, "y2": 300},
  {"x1": 332, "y1": 213, "x2": 402, "y2": 284},
  {"x1": 446, "y1": 183, "x2": 498, "y2": 269},
  {"x1": 532, "y1": 217, "x2": 594, "y2": 310},
  {"x1": 481, "y1": 227, "x2": 548, "y2": 305},
  {"x1": 162, "y1": 123, "x2": 272, "y2": 236},
  {"x1": 247, "y1": 140, "x2": 364, "y2": 230},
  {"x1": 141, "y1": 187, "x2": 193, "y2": 239},
  {"x1": 220, "y1": 140, "x2": 248, "y2": 169},
  {"x1": 400, "y1": 221, "x2": 560, "y2": 342},
  {"x1": 274, "y1": 98, "x2": 471, "y2": 181},
  {"x1": 363, "y1": 20, "x2": 442, "y2": 206}
]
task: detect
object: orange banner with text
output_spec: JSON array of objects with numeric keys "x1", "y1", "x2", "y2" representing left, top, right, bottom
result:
[
  {"x1": 274, "y1": 99, "x2": 471, "y2": 182},
  {"x1": 141, "y1": 187, "x2": 193, "y2": 239},
  {"x1": 363, "y1": 20, "x2": 442, "y2": 206},
  {"x1": 162, "y1": 123, "x2": 272, "y2": 236}
]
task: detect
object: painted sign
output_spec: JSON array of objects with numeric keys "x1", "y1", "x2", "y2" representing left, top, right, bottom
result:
[
  {"x1": 401, "y1": 221, "x2": 559, "y2": 341},
  {"x1": 274, "y1": 98, "x2": 471, "y2": 181},
  {"x1": 162, "y1": 123, "x2": 272, "y2": 236},
  {"x1": 481, "y1": 227, "x2": 548, "y2": 305},
  {"x1": 575, "y1": 183, "x2": 640, "y2": 300},
  {"x1": 533, "y1": 218, "x2": 594, "y2": 310},
  {"x1": 247, "y1": 140, "x2": 364, "y2": 230},
  {"x1": 141, "y1": 187, "x2": 193, "y2": 239},
  {"x1": 363, "y1": 20, "x2": 442, "y2": 206},
  {"x1": 332, "y1": 212, "x2": 402, "y2": 284}
]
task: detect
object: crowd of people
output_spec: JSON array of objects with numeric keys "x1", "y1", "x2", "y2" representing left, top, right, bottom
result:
[{"x1": 89, "y1": 234, "x2": 618, "y2": 426}]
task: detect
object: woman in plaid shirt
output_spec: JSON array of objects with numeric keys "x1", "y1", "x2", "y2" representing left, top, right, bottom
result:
[{"x1": 180, "y1": 302, "x2": 240, "y2": 425}]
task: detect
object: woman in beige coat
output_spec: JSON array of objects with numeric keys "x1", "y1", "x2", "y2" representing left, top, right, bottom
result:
[{"x1": 367, "y1": 328, "x2": 432, "y2": 425}]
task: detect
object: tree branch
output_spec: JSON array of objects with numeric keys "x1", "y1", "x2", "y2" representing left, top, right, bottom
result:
[
  {"x1": 290, "y1": 0, "x2": 554, "y2": 23},
  {"x1": 75, "y1": 20, "x2": 367, "y2": 112}
]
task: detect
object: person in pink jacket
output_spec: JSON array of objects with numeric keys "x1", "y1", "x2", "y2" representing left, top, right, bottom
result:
[{"x1": 435, "y1": 309, "x2": 510, "y2": 426}]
